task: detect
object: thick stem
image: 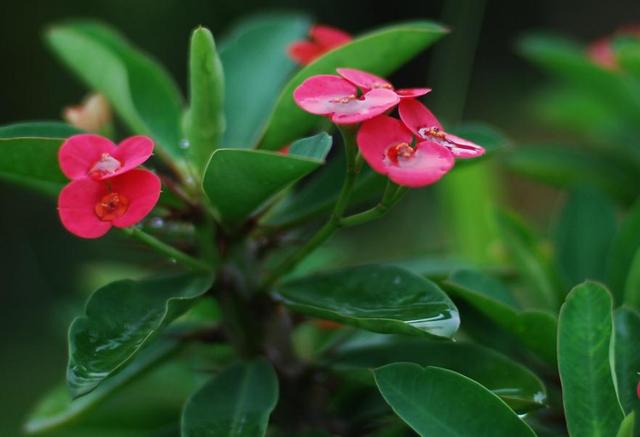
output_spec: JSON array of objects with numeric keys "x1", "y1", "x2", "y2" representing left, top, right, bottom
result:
[{"x1": 339, "y1": 182, "x2": 407, "y2": 227}]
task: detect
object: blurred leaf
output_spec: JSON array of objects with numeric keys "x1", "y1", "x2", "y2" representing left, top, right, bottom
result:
[
  {"x1": 329, "y1": 339, "x2": 547, "y2": 412},
  {"x1": 259, "y1": 21, "x2": 448, "y2": 150},
  {"x1": 219, "y1": 14, "x2": 310, "y2": 148},
  {"x1": 448, "y1": 123, "x2": 509, "y2": 168},
  {"x1": 624, "y1": 247, "x2": 640, "y2": 309},
  {"x1": 505, "y1": 145, "x2": 638, "y2": 204},
  {"x1": 185, "y1": 26, "x2": 225, "y2": 175},
  {"x1": 0, "y1": 121, "x2": 81, "y2": 138},
  {"x1": 609, "y1": 199, "x2": 640, "y2": 300},
  {"x1": 181, "y1": 359, "x2": 278, "y2": 437},
  {"x1": 613, "y1": 307, "x2": 640, "y2": 417},
  {"x1": 558, "y1": 281, "x2": 624, "y2": 436},
  {"x1": 445, "y1": 269, "x2": 557, "y2": 365},
  {"x1": 618, "y1": 413, "x2": 636, "y2": 437},
  {"x1": 496, "y1": 210, "x2": 562, "y2": 310},
  {"x1": 616, "y1": 37, "x2": 640, "y2": 79},
  {"x1": 388, "y1": 256, "x2": 475, "y2": 280},
  {"x1": 25, "y1": 339, "x2": 179, "y2": 434},
  {"x1": 277, "y1": 265, "x2": 459, "y2": 338},
  {"x1": 374, "y1": 364, "x2": 535, "y2": 436},
  {"x1": 0, "y1": 137, "x2": 66, "y2": 195},
  {"x1": 554, "y1": 187, "x2": 617, "y2": 286},
  {"x1": 67, "y1": 272, "x2": 213, "y2": 397},
  {"x1": 202, "y1": 147, "x2": 327, "y2": 224},
  {"x1": 46, "y1": 21, "x2": 184, "y2": 158},
  {"x1": 288, "y1": 132, "x2": 332, "y2": 161}
]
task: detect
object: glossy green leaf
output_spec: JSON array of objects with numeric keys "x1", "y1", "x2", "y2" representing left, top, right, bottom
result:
[
  {"x1": 202, "y1": 148, "x2": 326, "y2": 223},
  {"x1": 259, "y1": 21, "x2": 448, "y2": 150},
  {"x1": 46, "y1": 21, "x2": 184, "y2": 157},
  {"x1": 618, "y1": 413, "x2": 636, "y2": 437},
  {"x1": 277, "y1": 265, "x2": 459, "y2": 338},
  {"x1": 329, "y1": 339, "x2": 546, "y2": 412},
  {"x1": 505, "y1": 145, "x2": 638, "y2": 204},
  {"x1": 25, "y1": 339, "x2": 179, "y2": 434},
  {"x1": 374, "y1": 364, "x2": 535, "y2": 436},
  {"x1": 445, "y1": 269, "x2": 557, "y2": 366},
  {"x1": 181, "y1": 359, "x2": 278, "y2": 437},
  {"x1": 555, "y1": 187, "x2": 617, "y2": 286},
  {"x1": 0, "y1": 121, "x2": 81, "y2": 138},
  {"x1": 611, "y1": 200, "x2": 640, "y2": 303},
  {"x1": 558, "y1": 281, "x2": 624, "y2": 437},
  {"x1": 219, "y1": 14, "x2": 310, "y2": 148},
  {"x1": 288, "y1": 132, "x2": 332, "y2": 161},
  {"x1": 496, "y1": 209, "x2": 562, "y2": 310},
  {"x1": 67, "y1": 272, "x2": 213, "y2": 397},
  {"x1": 185, "y1": 26, "x2": 225, "y2": 174},
  {"x1": 0, "y1": 137, "x2": 66, "y2": 194},
  {"x1": 614, "y1": 307, "x2": 640, "y2": 417}
]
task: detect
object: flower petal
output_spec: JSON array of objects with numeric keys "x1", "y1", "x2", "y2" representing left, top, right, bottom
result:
[
  {"x1": 112, "y1": 135, "x2": 154, "y2": 175},
  {"x1": 357, "y1": 115, "x2": 414, "y2": 175},
  {"x1": 293, "y1": 75, "x2": 358, "y2": 115},
  {"x1": 398, "y1": 99, "x2": 442, "y2": 137},
  {"x1": 58, "y1": 179, "x2": 112, "y2": 238},
  {"x1": 331, "y1": 89, "x2": 400, "y2": 124},
  {"x1": 387, "y1": 141, "x2": 454, "y2": 188},
  {"x1": 110, "y1": 169, "x2": 161, "y2": 228},
  {"x1": 442, "y1": 132, "x2": 485, "y2": 159},
  {"x1": 310, "y1": 25, "x2": 352, "y2": 49},
  {"x1": 336, "y1": 68, "x2": 393, "y2": 92},
  {"x1": 288, "y1": 41, "x2": 324, "y2": 65},
  {"x1": 58, "y1": 134, "x2": 117, "y2": 180},
  {"x1": 396, "y1": 88, "x2": 431, "y2": 99}
]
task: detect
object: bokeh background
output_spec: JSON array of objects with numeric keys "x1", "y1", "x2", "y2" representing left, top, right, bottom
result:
[{"x1": 1, "y1": 0, "x2": 639, "y2": 435}]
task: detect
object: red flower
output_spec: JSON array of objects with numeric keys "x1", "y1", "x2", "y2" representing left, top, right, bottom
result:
[
  {"x1": 293, "y1": 73, "x2": 399, "y2": 124},
  {"x1": 59, "y1": 134, "x2": 154, "y2": 181},
  {"x1": 399, "y1": 99, "x2": 485, "y2": 159},
  {"x1": 357, "y1": 115, "x2": 454, "y2": 188},
  {"x1": 57, "y1": 134, "x2": 160, "y2": 239},
  {"x1": 337, "y1": 68, "x2": 431, "y2": 100},
  {"x1": 587, "y1": 25, "x2": 640, "y2": 69},
  {"x1": 288, "y1": 25, "x2": 352, "y2": 65}
]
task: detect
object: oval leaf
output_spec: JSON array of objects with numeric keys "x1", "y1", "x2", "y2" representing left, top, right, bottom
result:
[
  {"x1": 614, "y1": 307, "x2": 640, "y2": 416},
  {"x1": 374, "y1": 364, "x2": 535, "y2": 436},
  {"x1": 0, "y1": 121, "x2": 82, "y2": 138},
  {"x1": 67, "y1": 273, "x2": 213, "y2": 397},
  {"x1": 181, "y1": 359, "x2": 278, "y2": 437},
  {"x1": 558, "y1": 281, "x2": 624, "y2": 436},
  {"x1": 277, "y1": 265, "x2": 459, "y2": 338}
]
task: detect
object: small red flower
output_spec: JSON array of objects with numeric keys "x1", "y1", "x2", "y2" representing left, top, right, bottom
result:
[
  {"x1": 398, "y1": 99, "x2": 485, "y2": 159},
  {"x1": 288, "y1": 25, "x2": 352, "y2": 65},
  {"x1": 337, "y1": 68, "x2": 431, "y2": 100},
  {"x1": 293, "y1": 73, "x2": 399, "y2": 124},
  {"x1": 357, "y1": 115, "x2": 454, "y2": 188},
  {"x1": 587, "y1": 25, "x2": 640, "y2": 69},
  {"x1": 58, "y1": 134, "x2": 154, "y2": 181}
]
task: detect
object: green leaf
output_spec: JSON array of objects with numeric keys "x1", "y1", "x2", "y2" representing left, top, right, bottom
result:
[
  {"x1": 329, "y1": 339, "x2": 547, "y2": 412},
  {"x1": 444, "y1": 269, "x2": 557, "y2": 365},
  {"x1": 610, "y1": 200, "x2": 640, "y2": 303},
  {"x1": 374, "y1": 364, "x2": 535, "y2": 436},
  {"x1": 613, "y1": 307, "x2": 640, "y2": 416},
  {"x1": 67, "y1": 272, "x2": 213, "y2": 397},
  {"x1": 25, "y1": 339, "x2": 179, "y2": 434},
  {"x1": 181, "y1": 359, "x2": 279, "y2": 437},
  {"x1": 288, "y1": 132, "x2": 332, "y2": 161},
  {"x1": 0, "y1": 121, "x2": 82, "y2": 138},
  {"x1": 0, "y1": 137, "x2": 66, "y2": 194},
  {"x1": 46, "y1": 21, "x2": 184, "y2": 158},
  {"x1": 624, "y1": 248, "x2": 640, "y2": 309},
  {"x1": 185, "y1": 26, "x2": 225, "y2": 174},
  {"x1": 618, "y1": 413, "x2": 636, "y2": 437},
  {"x1": 558, "y1": 281, "x2": 624, "y2": 437},
  {"x1": 616, "y1": 37, "x2": 640, "y2": 78},
  {"x1": 277, "y1": 265, "x2": 459, "y2": 338},
  {"x1": 219, "y1": 14, "x2": 310, "y2": 148},
  {"x1": 202, "y1": 148, "x2": 327, "y2": 224},
  {"x1": 505, "y1": 145, "x2": 638, "y2": 204},
  {"x1": 259, "y1": 21, "x2": 448, "y2": 150},
  {"x1": 554, "y1": 187, "x2": 617, "y2": 286}
]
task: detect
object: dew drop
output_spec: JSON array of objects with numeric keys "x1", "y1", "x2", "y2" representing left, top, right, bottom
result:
[
  {"x1": 179, "y1": 139, "x2": 190, "y2": 149},
  {"x1": 149, "y1": 217, "x2": 164, "y2": 229}
]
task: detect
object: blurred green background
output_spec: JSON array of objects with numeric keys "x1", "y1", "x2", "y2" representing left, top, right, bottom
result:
[{"x1": 1, "y1": 0, "x2": 639, "y2": 435}]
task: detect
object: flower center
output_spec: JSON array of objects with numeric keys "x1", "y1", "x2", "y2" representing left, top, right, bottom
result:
[
  {"x1": 418, "y1": 126, "x2": 447, "y2": 140},
  {"x1": 89, "y1": 153, "x2": 122, "y2": 179},
  {"x1": 330, "y1": 94, "x2": 357, "y2": 104},
  {"x1": 386, "y1": 142, "x2": 415, "y2": 165},
  {"x1": 95, "y1": 192, "x2": 129, "y2": 221}
]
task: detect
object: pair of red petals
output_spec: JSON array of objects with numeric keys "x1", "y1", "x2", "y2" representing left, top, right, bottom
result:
[
  {"x1": 57, "y1": 134, "x2": 161, "y2": 239},
  {"x1": 293, "y1": 68, "x2": 430, "y2": 124},
  {"x1": 288, "y1": 25, "x2": 352, "y2": 65},
  {"x1": 358, "y1": 99, "x2": 485, "y2": 188}
]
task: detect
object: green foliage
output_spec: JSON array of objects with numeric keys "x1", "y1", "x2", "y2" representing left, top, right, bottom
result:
[
  {"x1": 0, "y1": 121, "x2": 81, "y2": 138},
  {"x1": 613, "y1": 307, "x2": 640, "y2": 417}
]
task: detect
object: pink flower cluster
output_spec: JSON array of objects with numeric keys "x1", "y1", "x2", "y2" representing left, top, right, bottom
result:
[
  {"x1": 293, "y1": 68, "x2": 484, "y2": 188},
  {"x1": 288, "y1": 25, "x2": 352, "y2": 65},
  {"x1": 57, "y1": 134, "x2": 161, "y2": 238}
]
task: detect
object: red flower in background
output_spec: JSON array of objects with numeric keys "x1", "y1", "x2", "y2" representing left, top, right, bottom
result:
[
  {"x1": 288, "y1": 25, "x2": 352, "y2": 65},
  {"x1": 587, "y1": 25, "x2": 640, "y2": 69}
]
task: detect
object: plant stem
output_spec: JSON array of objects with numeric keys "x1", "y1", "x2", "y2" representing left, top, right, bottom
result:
[
  {"x1": 339, "y1": 182, "x2": 407, "y2": 227},
  {"x1": 122, "y1": 227, "x2": 212, "y2": 272},
  {"x1": 262, "y1": 126, "x2": 359, "y2": 287}
]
